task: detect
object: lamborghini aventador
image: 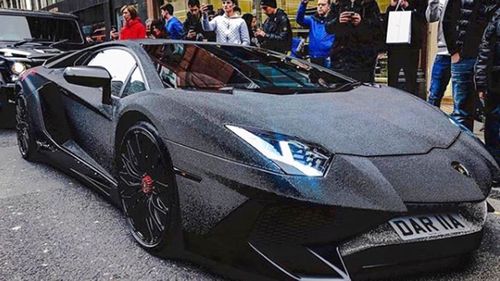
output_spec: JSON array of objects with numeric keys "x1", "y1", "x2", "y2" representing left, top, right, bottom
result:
[{"x1": 15, "y1": 40, "x2": 499, "y2": 281}]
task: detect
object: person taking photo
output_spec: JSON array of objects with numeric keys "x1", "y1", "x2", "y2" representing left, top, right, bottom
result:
[
  {"x1": 256, "y1": 0, "x2": 293, "y2": 54},
  {"x1": 110, "y1": 5, "x2": 146, "y2": 40},
  {"x1": 296, "y1": 0, "x2": 335, "y2": 67},
  {"x1": 201, "y1": 0, "x2": 250, "y2": 45},
  {"x1": 325, "y1": 0, "x2": 384, "y2": 82}
]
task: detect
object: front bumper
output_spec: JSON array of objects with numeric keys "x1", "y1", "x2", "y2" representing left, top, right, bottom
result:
[
  {"x1": 244, "y1": 201, "x2": 487, "y2": 281},
  {"x1": 0, "y1": 82, "x2": 16, "y2": 128}
]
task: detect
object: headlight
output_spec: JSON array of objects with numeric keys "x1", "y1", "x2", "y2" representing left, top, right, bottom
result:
[
  {"x1": 226, "y1": 125, "x2": 332, "y2": 177},
  {"x1": 11, "y1": 62, "x2": 26, "y2": 74}
]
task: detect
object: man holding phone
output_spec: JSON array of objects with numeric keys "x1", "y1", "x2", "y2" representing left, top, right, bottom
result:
[
  {"x1": 296, "y1": 0, "x2": 335, "y2": 67},
  {"x1": 183, "y1": 0, "x2": 214, "y2": 41},
  {"x1": 325, "y1": 0, "x2": 385, "y2": 82},
  {"x1": 256, "y1": 0, "x2": 293, "y2": 54},
  {"x1": 201, "y1": 0, "x2": 250, "y2": 45}
]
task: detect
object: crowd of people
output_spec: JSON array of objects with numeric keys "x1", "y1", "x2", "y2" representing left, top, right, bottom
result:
[{"x1": 107, "y1": 0, "x2": 500, "y2": 163}]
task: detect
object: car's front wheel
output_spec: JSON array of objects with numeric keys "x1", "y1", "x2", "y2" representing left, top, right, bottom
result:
[
  {"x1": 15, "y1": 94, "x2": 37, "y2": 161},
  {"x1": 117, "y1": 122, "x2": 180, "y2": 255}
]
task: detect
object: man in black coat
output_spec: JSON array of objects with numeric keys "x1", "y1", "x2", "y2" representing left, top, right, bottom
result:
[
  {"x1": 475, "y1": 2, "x2": 500, "y2": 162},
  {"x1": 255, "y1": 0, "x2": 293, "y2": 54},
  {"x1": 183, "y1": 0, "x2": 215, "y2": 41},
  {"x1": 443, "y1": 0, "x2": 497, "y2": 130},
  {"x1": 385, "y1": 0, "x2": 427, "y2": 97},
  {"x1": 325, "y1": 0, "x2": 385, "y2": 82}
]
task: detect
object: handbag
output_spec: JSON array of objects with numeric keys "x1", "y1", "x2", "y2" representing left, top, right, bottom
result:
[{"x1": 386, "y1": 0, "x2": 412, "y2": 44}]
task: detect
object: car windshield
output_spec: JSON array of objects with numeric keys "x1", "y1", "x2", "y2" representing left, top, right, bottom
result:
[
  {"x1": 143, "y1": 43, "x2": 356, "y2": 94},
  {"x1": 0, "y1": 14, "x2": 84, "y2": 44}
]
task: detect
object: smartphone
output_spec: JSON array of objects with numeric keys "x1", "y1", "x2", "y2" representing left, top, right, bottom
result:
[{"x1": 207, "y1": 4, "x2": 214, "y2": 12}]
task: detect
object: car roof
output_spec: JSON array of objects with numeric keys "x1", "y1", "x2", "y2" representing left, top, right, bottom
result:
[
  {"x1": 94, "y1": 39, "x2": 266, "y2": 52},
  {"x1": 0, "y1": 8, "x2": 78, "y2": 20}
]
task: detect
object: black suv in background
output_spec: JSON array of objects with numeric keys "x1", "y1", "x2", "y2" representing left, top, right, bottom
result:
[{"x1": 0, "y1": 9, "x2": 86, "y2": 128}]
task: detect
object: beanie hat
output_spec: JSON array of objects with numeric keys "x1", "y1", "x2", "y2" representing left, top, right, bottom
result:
[{"x1": 260, "y1": 0, "x2": 277, "y2": 8}]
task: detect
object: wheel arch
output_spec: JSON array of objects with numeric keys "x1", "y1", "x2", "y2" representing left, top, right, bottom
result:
[{"x1": 115, "y1": 110, "x2": 155, "y2": 151}]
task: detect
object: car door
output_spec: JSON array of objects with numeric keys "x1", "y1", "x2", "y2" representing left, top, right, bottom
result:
[{"x1": 60, "y1": 47, "x2": 139, "y2": 175}]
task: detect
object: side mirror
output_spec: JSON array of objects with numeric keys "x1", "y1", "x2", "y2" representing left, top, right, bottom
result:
[{"x1": 63, "y1": 66, "x2": 112, "y2": 105}]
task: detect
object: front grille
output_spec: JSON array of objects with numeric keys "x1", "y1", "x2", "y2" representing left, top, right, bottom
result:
[{"x1": 250, "y1": 204, "x2": 390, "y2": 245}]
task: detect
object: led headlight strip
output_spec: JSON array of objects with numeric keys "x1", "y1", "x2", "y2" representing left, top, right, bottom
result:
[{"x1": 226, "y1": 125, "x2": 332, "y2": 177}]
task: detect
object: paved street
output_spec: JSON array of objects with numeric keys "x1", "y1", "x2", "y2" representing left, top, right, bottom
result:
[{"x1": 0, "y1": 129, "x2": 499, "y2": 281}]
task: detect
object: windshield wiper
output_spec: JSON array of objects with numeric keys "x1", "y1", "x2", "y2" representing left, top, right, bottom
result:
[
  {"x1": 328, "y1": 81, "x2": 362, "y2": 92},
  {"x1": 49, "y1": 39, "x2": 69, "y2": 48},
  {"x1": 8, "y1": 38, "x2": 37, "y2": 47},
  {"x1": 253, "y1": 81, "x2": 362, "y2": 95}
]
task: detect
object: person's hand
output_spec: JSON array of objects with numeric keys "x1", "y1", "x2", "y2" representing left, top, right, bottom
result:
[
  {"x1": 186, "y1": 30, "x2": 196, "y2": 39},
  {"x1": 479, "y1": 91, "x2": 486, "y2": 101},
  {"x1": 390, "y1": 0, "x2": 398, "y2": 6},
  {"x1": 110, "y1": 30, "x2": 119, "y2": 40},
  {"x1": 351, "y1": 13, "x2": 362, "y2": 26},
  {"x1": 255, "y1": 29, "x2": 266, "y2": 38},
  {"x1": 451, "y1": 52, "x2": 461, "y2": 63},
  {"x1": 201, "y1": 4, "x2": 209, "y2": 13},
  {"x1": 339, "y1": 11, "x2": 352, "y2": 23},
  {"x1": 301, "y1": 0, "x2": 309, "y2": 4},
  {"x1": 400, "y1": 0, "x2": 409, "y2": 9}
]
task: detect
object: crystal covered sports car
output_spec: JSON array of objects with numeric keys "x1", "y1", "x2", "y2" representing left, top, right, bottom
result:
[{"x1": 15, "y1": 40, "x2": 499, "y2": 281}]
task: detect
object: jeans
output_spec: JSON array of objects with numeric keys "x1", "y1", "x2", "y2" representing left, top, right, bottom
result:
[
  {"x1": 451, "y1": 58, "x2": 477, "y2": 130},
  {"x1": 484, "y1": 91, "x2": 500, "y2": 164},
  {"x1": 427, "y1": 55, "x2": 451, "y2": 107}
]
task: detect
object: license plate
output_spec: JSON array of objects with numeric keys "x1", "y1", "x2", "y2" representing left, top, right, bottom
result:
[{"x1": 389, "y1": 213, "x2": 470, "y2": 241}]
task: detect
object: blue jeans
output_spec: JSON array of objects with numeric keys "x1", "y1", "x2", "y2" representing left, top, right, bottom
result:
[
  {"x1": 427, "y1": 55, "x2": 451, "y2": 107},
  {"x1": 451, "y1": 58, "x2": 477, "y2": 130}
]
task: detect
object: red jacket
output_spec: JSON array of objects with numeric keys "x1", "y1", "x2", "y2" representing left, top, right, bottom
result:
[{"x1": 119, "y1": 18, "x2": 146, "y2": 40}]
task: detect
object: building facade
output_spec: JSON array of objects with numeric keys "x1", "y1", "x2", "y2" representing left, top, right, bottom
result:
[{"x1": 0, "y1": 0, "x2": 62, "y2": 10}]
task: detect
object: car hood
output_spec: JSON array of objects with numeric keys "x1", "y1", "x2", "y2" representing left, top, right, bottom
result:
[
  {"x1": 130, "y1": 85, "x2": 496, "y2": 208},
  {"x1": 175, "y1": 85, "x2": 460, "y2": 157},
  {"x1": 0, "y1": 45, "x2": 63, "y2": 61}
]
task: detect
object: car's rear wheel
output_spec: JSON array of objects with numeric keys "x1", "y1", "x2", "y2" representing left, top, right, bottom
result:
[
  {"x1": 15, "y1": 94, "x2": 37, "y2": 161},
  {"x1": 117, "y1": 122, "x2": 180, "y2": 255}
]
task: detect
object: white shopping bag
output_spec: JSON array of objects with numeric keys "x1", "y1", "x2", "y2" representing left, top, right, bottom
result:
[{"x1": 386, "y1": 10, "x2": 412, "y2": 44}]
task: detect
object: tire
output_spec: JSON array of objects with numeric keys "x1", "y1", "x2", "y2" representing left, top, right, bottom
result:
[
  {"x1": 116, "y1": 121, "x2": 181, "y2": 256},
  {"x1": 15, "y1": 94, "x2": 37, "y2": 161}
]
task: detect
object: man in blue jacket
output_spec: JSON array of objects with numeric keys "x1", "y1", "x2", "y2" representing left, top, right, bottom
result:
[
  {"x1": 160, "y1": 4, "x2": 185, "y2": 40},
  {"x1": 296, "y1": 0, "x2": 335, "y2": 67}
]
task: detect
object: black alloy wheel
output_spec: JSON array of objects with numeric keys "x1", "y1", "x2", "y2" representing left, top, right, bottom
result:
[
  {"x1": 15, "y1": 94, "x2": 37, "y2": 161},
  {"x1": 117, "y1": 122, "x2": 179, "y2": 252}
]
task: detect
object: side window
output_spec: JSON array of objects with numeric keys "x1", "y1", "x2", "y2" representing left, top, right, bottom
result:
[
  {"x1": 87, "y1": 49, "x2": 136, "y2": 96},
  {"x1": 122, "y1": 67, "x2": 146, "y2": 97}
]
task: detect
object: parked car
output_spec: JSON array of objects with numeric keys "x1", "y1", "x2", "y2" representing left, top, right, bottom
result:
[
  {"x1": 16, "y1": 39, "x2": 499, "y2": 281},
  {"x1": 0, "y1": 8, "x2": 86, "y2": 128}
]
